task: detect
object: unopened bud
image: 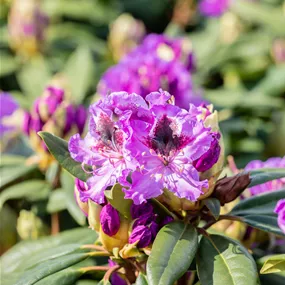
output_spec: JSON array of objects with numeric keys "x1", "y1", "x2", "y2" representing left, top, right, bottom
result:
[{"x1": 100, "y1": 204, "x2": 120, "y2": 236}]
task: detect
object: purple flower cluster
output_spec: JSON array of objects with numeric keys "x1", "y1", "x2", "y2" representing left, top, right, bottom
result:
[
  {"x1": 275, "y1": 199, "x2": 285, "y2": 234},
  {"x1": 244, "y1": 157, "x2": 285, "y2": 196},
  {"x1": 97, "y1": 34, "x2": 202, "y2": 110},
  {"x1": 69, "y1": 90, "x2": 221, "y2": 206},
  {"x1": 199, "y1": 0, "x2": 230, "y2": 17},
  {"x1": 24, "y1": 86, "x2": 86, "y2": 151}
]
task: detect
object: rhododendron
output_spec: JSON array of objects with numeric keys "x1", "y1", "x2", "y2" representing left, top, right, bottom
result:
[{"x1": 275, "y1": 199, "x2": 285, "y2": 234}]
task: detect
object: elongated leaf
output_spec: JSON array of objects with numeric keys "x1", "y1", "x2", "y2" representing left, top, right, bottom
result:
[
  {"x1": 34, "y1": 259, "x2": 95, "y2": 285},
  {"x1": 1, "y1": 228, "x2": 97, "y2": 275},
  {"x1": 248, "y1": 168, "x2": 285, "y2": 188},
  {"x1": 231, "y1": 189, "x2": 285, "y2": 216},
  {"x1": 0, "y1": 180, "x2": 51, "y2": 210},
  {"x1": 260, "y1": 255, "x2": 285, "y2": 275},
  {"x1": 147, "y1": 222, "x2": 198, "y2": 285},
  {"x1": 197, "y1": 235, "x2": 258, "y2": 285},
  {"x1": 15, "y1": 252, "x2": 89, "y2": 285},
  {"x1": 63, "y1": 46, "x2": 95, "y2": 104},
  {"x1": 0, "y1": 163, "x2": 38, "y2": 188},
  {"x1": 135, "y1": 273, "x2": 148, "y2": 285},
  {"x1": 204, "y1": 198, "x2": 220, "y2": 220},
  {"x1": 61, "y1": 171, "x2": 86, "y2": 225},
  {"x1": 38, "y1": 132, "x2": 91, "y2": 182},
  {"x1": 259, "y1": 273, "x2": 285, "y2": 285},
  {"x1": 242, "y1": 215, "x2": 284, "y2": 236},
  {"x1": 104, "y1": 184, "x2": 132, "y2": 219},
  {"x1": 47, "y1": 189, "x2": 67, "y2": 213}
]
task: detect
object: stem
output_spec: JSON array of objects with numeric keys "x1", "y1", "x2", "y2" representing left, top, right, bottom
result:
[
  {"x1": 104, "y1": 265, "x2": 120, "y2": 281},
  {"x1": 80, "y1": 266, "x2": 110, "y2": 273},
  {"x1": 51, "y1": 212, "x2": 60, "y2": 235},
  {"x1": 81, "y1": 244, "x2": 107, "y2": 251},
  {"x1": 88, "y1": 251, "x2": 111, "y2": 257}
]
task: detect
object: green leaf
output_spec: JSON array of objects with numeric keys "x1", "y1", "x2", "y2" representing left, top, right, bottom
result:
[
  {"x1": 248, "y1": 168, "x2": 285, "y2": 188},
  {"x1": 17, "y1": 57, "x2": 51, "y2": 102},
  {"x1": 260, "y1": 255, "x2": 285, "y2": 275},
  {"x1": 146, "y1": 222, "x2": 198, "y2": 285},
  {"x1": 63, "y1": 46, "x2": 95, "y2": 104},
  {"x1": 97, "y1": 281, "x2": 111, "y2": 285},
  {"x1": 61, "y1": 171, "x2": 86, "y2": 225},
  {"x1": 230, "y1": 189, "x2": 285, "y2": 216},
  {"x1": 135, "y1": 273, "x2": 148, "y2": 285},
  {"x1": 0, "y1": 162, "x2": 38, "y2": 188},
  {"x1": 104, "y1": 184, "x2": 132, "y2": 219},
  {"x1": 0, "y1": 52, "x2": 19, "y2": 77},
  {"x1": 242, "y1": 215, "x2": 284, "y2": 236},
  {"x1": 259, "y1": 273, "x2": 285, "y2": 285},
  {"x1": 38, "y1": 132, "x2": 91, "y2": 182},
  {"x1": 47, "y1": 189, "x2": 67, "y2": 213},
  {"x1": 15, "y1": 252, "x2": 89, "y2": 285},
  {"x1": 204, "y1": 198, "x2": 220, "y2": 220},
  {"x1": 197, "y1": 235, "x2": 258, "y2": 285},
  {"x1": 1, "y1": 227, "x2": 97, "y2": 275},
  {"x1": 0, "y1": 180, "x2": 51, "y2": 210}
]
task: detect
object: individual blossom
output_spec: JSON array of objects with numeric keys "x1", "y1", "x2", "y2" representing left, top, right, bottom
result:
[
  {"x1": 108, "y1": 13, "x2": 146, "y2": 61},
  {"x1": 244, "y1": 157, "x2": 285, "y2": 196},
  {"x1": 199, "y1": 0, "x2": 230, "y2": 17},
  {"x1": 25, "y1": 79, "x2": 87, "y2": 169},
  {"x1": 275, "y1": 199, "x2": 285, "y2": 234},
  {"x1": 97, "y1": 34, "x2": 202, "y2": 109},
  {"x1": 69, "y1": 90, "x2": 222, "y2": 206},
  {"x1": 8, "y1": 0, "x2": 49, "y2": 58}
]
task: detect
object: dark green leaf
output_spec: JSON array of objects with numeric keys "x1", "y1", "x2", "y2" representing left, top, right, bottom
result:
[
  {"x1": 61, "y1": 171, "x2": 86, "y2": 225},
  {"x1": 260, "y1": 254, "x2": 285, "y2": 274},
  {"x1": 259, "y1": 273, "x2": 285, "y2": 285},
  {"x1": 146, "y1": 222, "x2": 198, "y2": 285},
  {"x1": 197, "y1": 234, "x2": 258, "y2": 285},
  {"x1": 135, "y1": 273, "x2": 148, "y2": 285},
  {"x1": 230, "y1": 189, "x2": 285, "y2": 216},
  {"x1": 104, "y1": 184, "x2": 132, "y2": 219},
  {"x1": 204, "y1": 198, "x2": 220, "y2": 220},
  {"x1": 248, "y1": 168, "x2": 285, "y2": 188},
  {"x1": 0, "y1": 180, "x2": 51, "y2": 210},
  {"x1": 1, "y1": 228, "x2": 97, "y2": 275},
  {"x1": 15, "y1": 252, "x2": 89, "y2": 285},
  {"x1": 63, "y1": 46, "x2": 95, "y2": 104},
  {"x1": 242, "y1": 215, "x2": 284, "y2": 236},
  {"x1": 38, "y1": 132, "x2": 91, "y2": 182}
]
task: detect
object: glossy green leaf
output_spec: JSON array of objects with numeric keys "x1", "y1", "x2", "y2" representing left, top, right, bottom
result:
[
  {"x1": 146, "y1": 222, "x2": 198, "y2": 285},
  {"x1": 61, "y1": 171, "x2": 86, "y2": 225},
  {"x1": 197, "y1": 235, "x2": 258, "y2": 285},
  {"x1": 47, "y1": 189, "x2": 67, "y2": 213},
  {"x1": 34, "y1": 259, "x2": 95, "y2": 285},
  {"x1": 248, "y1": 168, "x2": 285, "y2": 188},
  {"x1": 230, "y1": 189, "x2": 285, "y2": 216},
  {"x1": 15, "y1": 252, "x2": 89, "y2": 285},
  {"x1": 17, "y1": 57, "x2": 51, "y2": 102},
  {"x1": 38, "y1": 132, "x2": 91, "y2": 182},
  {"x1": 242, "y1": 215, "x2": 284, "y2": 236},
  {"x1": 104, "y1": 184, "x2": 132, "y2": 219},
  {"x1": 63, "y1": 46, "x2": 95, "y2": 104},
  {"x1": 1, "y1": 227, "x2": 97, "y2": 275},
  {"x1": 204, "y1": 198, "x2": 220, "y2": 220},
  {"x1": 135, "y1": 273, "x2": 148, "y2": 285},
  {"x1": 0, "y1": 180, "x2": 51, "y2": 210},
  {"x1": 260, "y1": 255, "x2": 285, "y2": 274}
]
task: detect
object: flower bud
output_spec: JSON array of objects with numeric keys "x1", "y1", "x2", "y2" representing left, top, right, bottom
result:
[
  {"x1": 108, "y1": 13, "x2": 146, "y2": 61},
  {"x1": 8, "y1": 0, "x2": 48, "y2": 58},
  {"x1": 74, "y1": 179, "x2": 89, "y2": 216},
  {"x1": 131, "y1": 202, "x2": 153, "y2": 219},
  {"x1": 129, "y1": 225, "x2": 152, "y2": 248},
  {"x1": 100, "y1": 204, "x2": 120, "y2": 236},
  {"x1": 88, "y1": 200, "x2": 102, "y2": 231}
]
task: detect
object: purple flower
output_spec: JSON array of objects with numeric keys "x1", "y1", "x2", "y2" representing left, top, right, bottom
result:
[
  {"x1": 100, "y1": 204, "x2": 120, "y2": 236},
  {"x1": 199, "y1": 0, "x2": 230, "y2": 17},
  {"x1": 0, "y1": 92, "x2": 19, "y2": 137},
  {"x1": 244, "y1": 157, "x2": 285, "y2": 196},
  {"x1": 274, "y1": 199, "x2": 285, "y2": 234},
  {"x1": 131, "y1": 202, "x2": 153, "y2": 219},
  {"x1": 97, "y1": 34, "x2": 203, "y2": 109},
  {"x1": 129, "y1": 225, "x2": 153, "y2": 248},
  {"x1": 69, "y1": 90, "x2": 220, "y2": 205}
]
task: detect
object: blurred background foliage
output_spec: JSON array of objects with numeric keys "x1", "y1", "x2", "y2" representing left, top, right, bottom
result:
[{"x1": 0, "y1": 0, "x2": 284, "y2": 257}]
